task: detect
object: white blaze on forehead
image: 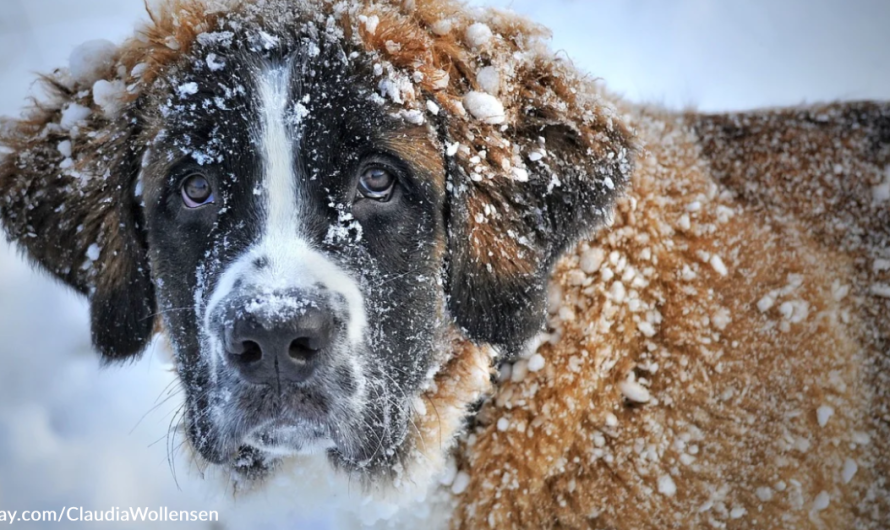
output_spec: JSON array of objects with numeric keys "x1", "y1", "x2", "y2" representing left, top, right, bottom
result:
[
  {"x1": 203, "y1": 65, "x2": 367, "y2": 347},
  {"x1": 257, "y1": 66, "x2": 299, "y2": 244}
]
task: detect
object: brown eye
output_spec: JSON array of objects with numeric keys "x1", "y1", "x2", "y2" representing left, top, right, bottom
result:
[
  {"x1": 181, "y1": 174, "x2": 214, "y2": 208},
  {"x1": 357, "y1": 167, "x2": 396, "y2": 201}
]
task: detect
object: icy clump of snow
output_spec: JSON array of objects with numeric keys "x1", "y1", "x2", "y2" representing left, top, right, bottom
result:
[
  {"x1": 619, "y1": 377, "x2": 650, "y2": 403},
  {"x1": 85, "y1": 244, "x2": 101, "y2": 262},
  {"x1": 92, "y1": 79, "x2": 127, "y2": 118},
  {"x1": 69, "y1": 39, "x2": 118, "y2": 86},
  {"x1": 465, "y1": 22, "x2": 493, "y2": 48},
  {"x1": 463, "y1": 91, "x2": 505, "y2": 124},
  {"x1": 430, "y1": 18, "x2": 453, "y2": 36},
  {"x1": 57, "y1": 140, "x2": 72, "y2": 158},
  {"x1": 59, "y1": 103, "x2": 91, "y2": 131},
  {"x1": 177, "y1": 82, "x2": 199, "y2": 98},
  {"x1": 451, "y1": 471, "x2": 471, "y2": 495},
  {"x1": 657, "y1": 474, "x2": 676, "y2": 497},
  {"x1": 526, "y1": 353, "x2": 546, "y2": 372},
  {"x1": 359, "y1": 14, "x2": 379, "y2": 35},
  {"x1": 206, "y1": 53, "x2": 226, "y2": 71},
  {"x1": 476, "y1": 66, "x2": 500, "y2": 96},
  {"x1": 710, "y1": 254, "x2": 728, "y2": 276},
  {"x1": 842, "y1": 458, "x2": 858, "y2": 483},
  {"x1": 812, "y1": 491, "x2": 830, "y2": 511},
  {"x1": 816, "y1": 405, "x2": 834, "y2": 427}
]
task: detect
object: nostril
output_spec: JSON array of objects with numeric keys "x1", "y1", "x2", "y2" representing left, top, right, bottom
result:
[
  {"x1": 289, "y1": 337, "x2": 320, "y2": 362},
  {"x1": 239, "y1": 340, "x2": 263, "y2": 364}
]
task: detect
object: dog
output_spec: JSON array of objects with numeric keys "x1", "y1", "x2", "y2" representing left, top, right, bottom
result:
[{"x1": 1, "y1": 0, "x2": 887, "y2": 528}]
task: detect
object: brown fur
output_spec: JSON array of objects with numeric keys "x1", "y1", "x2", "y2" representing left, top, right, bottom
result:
[
  {"x1": 450, "y1": 106, "x2": 889, "y2": 528},
  {"x1": 1, "y1": 0, "x2": 887, "y2": 528}
]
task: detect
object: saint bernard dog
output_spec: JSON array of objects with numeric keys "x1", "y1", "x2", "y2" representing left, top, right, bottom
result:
[{"x1": 1, "y1": 0, "x2": 887, "y2": 528}]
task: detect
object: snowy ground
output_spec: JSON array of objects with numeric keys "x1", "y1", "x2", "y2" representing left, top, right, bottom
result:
[{"x1": 0, "y1": 1, "x2": 888, "y2": 529}]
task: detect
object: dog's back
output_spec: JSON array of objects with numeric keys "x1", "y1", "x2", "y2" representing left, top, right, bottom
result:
[{"x1": 451, "y1": 102, "x2": 889, "y2": 529}]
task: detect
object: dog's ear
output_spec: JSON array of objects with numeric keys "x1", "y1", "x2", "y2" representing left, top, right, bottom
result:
[
  {"x1": 0, "y1": 69, "x2": 155, "y2": 362},
  {"x1": 439, "y1": 61, "x2": 634, "y2": 357},
  {"x1": 354, "y1": 5, "x2": 635, "y2": 355}
]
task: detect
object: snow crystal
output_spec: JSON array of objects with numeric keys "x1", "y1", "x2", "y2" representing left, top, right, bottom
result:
[
  {"x1": 757, "y1": 293, "x2": 775, "y2": 313},
  {"x1": 92, "y1": 79, "x2": 127, "y2": 118},
  {"x1": 445, "y1": 142, "x2": 460, "y2": 157},
  {"x1": 657, "y1": 475, "x2": 676, "y2": 497},
  {"x1": 451, "y1": 471, "x2": 470, "y2": 495},
  {"x1": 430, "y1": 19, "x2": 453, "y2": 36},
  {"x1": 496, "y1": 418, "x2": 509, "y2": 432},
  {"x1": 130, "y1": 63, "x2": 148, "y2": 78},
  {"x1": 465, "y1": 23, "x2": 493, "y2": 48},
  {"x1": 816, "y1": 405, "x2": 834, "y2": 427},
  {"x1": 206, "y1": 53, "x2": 226, "y2": 71},
  {"x1": 580, "y1": 248, "x2": 605, "y2": 274},
  {"x1": 755, "y1": 487, "x2": 774, "y2": 502},
  {"x1": 196, "y1": 31, "x2": 235, "y2": 48},
  {"x1": 729, "y1": 507, "x2": 746, "y2": 519},
  {"x1": 710, "y1": 254, "x2": 728, "y2": 276},
  {"x1": 463, "y1": 91, "x2": 505, "y2": 124},
  {"x1": 69, "y1": 39, "x2": 118, "y2": 86},
  {"x1": 59, "y1": 103, "x2": 91, "y2": 131},
  {"x1": 842, "y1": 458, "x2": 858, "y2": 484},
  {"x1": 527, "y1": 354, "x2": 546, "y2": 372},
  {"x1": 619, "y1": 379, "x2": 650, "y2": 403},
  {"x1": 399, "y1": 109, "x2": 425, "y2": 125},
  {"x1": 511, "y1": 168, "x2": 529, "y2": 182},
  {"x1": 85, "y1": 244, "x2": 101, "y2": 262},
  {"x1": 528, "y1": 150, "x2": 545, "y2": 162},
  {"x1": 360, "y1": 15, "x2": 380, "y2": 35},
  {"x1": 426, "y1": 100, "x2": 440, "y2": 115},
  {"x1": 637, "y1": 321, "x2": 656, "y2": 338},
  {"x1": 258, "y1": 31, "x2": 280, "y2": 50},
  {"x1": 177, "y1": 82, "x2": 199, "y2": 98},
  {"x1": 812, "y1": 491, "x2": 830, "y2": 511},
  {"x1": 476, "y1": 66, "x2": 500, "y2": 96},
  {"x1": 57, "y1": 140, "x2": 72, "y2": 158}
]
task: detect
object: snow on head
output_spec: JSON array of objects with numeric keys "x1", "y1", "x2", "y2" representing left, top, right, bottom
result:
[
  {"x1": 92, "y1": 79, "x2": 127, "y2": 118},
  {"x1": 476, "y1": 66, "x2": 500, "y2": 96},
  {"x1": 59, "y1": 103, "x2": 91, "y2": 131},
  {"x1": 465, "y1": 22, "x2": 493, "y2": 48},
  {"x1": 69, "y1": 39, "x2": 119, "y2": 87},
  {"x1": 463, "y1": 91, "x2": 505, "y2": 124}
]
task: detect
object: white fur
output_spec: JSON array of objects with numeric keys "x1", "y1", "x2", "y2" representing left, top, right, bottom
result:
[
  {"x1": 200, "y1": 65, "x2": 369, "y2": 456},
  {"x1": 204, "y1": 64, "x2": 367, "y2": 347}
]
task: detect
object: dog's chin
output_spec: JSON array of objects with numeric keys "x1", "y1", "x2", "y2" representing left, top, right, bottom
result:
[{"x1": 244, "y1": 420, "x2": 336, "y2": 457}]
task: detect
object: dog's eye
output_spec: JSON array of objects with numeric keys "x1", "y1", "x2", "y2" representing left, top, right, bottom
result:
[
  {"x1": 357, "y1": 167, "x2": 396, "y2": 201},
  {"x1": 181, "y1": 174, "x2": 214, "y2": 208}
]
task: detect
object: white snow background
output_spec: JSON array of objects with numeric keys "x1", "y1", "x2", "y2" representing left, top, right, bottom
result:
[{"x1": 0, "y1": 0, "x2": 888, "y2": 528}]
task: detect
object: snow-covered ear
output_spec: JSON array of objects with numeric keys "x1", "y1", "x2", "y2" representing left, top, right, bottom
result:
[
  {"x1": 0, "y1": 45, "x2": 155, "y2": 363},
  {"x1": 354, "y1": 4, "x2": 635, "y2": 356},
  {"x1": 442, "y1": 112, "x2": 633, "y2": 357}
]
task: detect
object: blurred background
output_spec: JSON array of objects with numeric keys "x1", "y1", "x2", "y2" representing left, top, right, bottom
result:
[{"x1": 0, "y1": 0, "x2": 888, "y2": 528}]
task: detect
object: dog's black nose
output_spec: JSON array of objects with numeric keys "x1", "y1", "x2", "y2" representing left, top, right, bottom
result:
[{"x1": 224, "y1": 292, "x2": 334, "y2": 385}]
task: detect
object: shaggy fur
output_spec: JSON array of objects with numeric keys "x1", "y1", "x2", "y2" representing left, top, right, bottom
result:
[{"x1": 0, "y1": 0, "x2": 887, "y2": 528}]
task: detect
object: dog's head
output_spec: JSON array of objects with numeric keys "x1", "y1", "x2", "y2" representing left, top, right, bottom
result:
[{"x1": 0, "y1": 0, "x2": 632, "y2": 486}]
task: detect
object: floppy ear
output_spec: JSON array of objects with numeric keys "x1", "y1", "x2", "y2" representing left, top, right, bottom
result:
[
  {"x1": 352, "y1": 2, "x2": 635, "y2": 355},
  {"x1": 442, "y1": 94, "x2": 633, "y2": 355},
  {"x1": 0, "y1": 68, "x2": 155, "y2": 362}
]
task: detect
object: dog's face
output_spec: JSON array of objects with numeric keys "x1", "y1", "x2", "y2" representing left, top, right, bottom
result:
[
  {"x1": 0, "y1": 0, "x2": 633, "y2": 485},
  {"x1": 143, "y1": 43, "x2": 448, "y2": 473}
]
